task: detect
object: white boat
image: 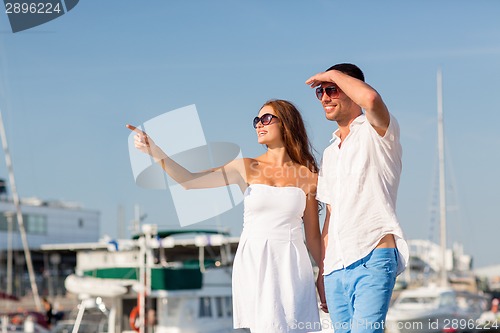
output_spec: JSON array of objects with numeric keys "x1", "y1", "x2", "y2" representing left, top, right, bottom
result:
[
  {"x1": 386, "y1": 286, "x2": 488, "y2": 333},
  {"x1": 54, "y1": 225, "x2": 245, "y2": 333}
]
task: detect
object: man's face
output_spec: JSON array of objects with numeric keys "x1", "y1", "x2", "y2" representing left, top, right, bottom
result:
[{"x1": 317, "y1": 82, "x2": 358, "y2": 125}]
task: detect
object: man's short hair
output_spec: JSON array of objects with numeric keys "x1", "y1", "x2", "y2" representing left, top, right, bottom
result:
[{"x1": 326, "y1": 63, "x2": 365, "y2": 82}]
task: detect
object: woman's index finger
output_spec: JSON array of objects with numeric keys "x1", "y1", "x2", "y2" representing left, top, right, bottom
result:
[{"x1": 126, "y1": 124, "x2": 145, "y2": 135}]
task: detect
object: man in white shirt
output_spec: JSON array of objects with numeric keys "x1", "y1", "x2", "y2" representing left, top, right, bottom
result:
[{"x1": 306, "y1": 63, "x2": 409, "y2": 333}]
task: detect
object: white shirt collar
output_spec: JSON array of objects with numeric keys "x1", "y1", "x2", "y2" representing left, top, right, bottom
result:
[{"x1": 329, "y1": 113, "x2": 366, "y2": 143}]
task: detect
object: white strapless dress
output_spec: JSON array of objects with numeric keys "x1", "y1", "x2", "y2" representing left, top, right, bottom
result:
[{"x1": 232, "y1": 184, "x2": 321, "y2": 333}]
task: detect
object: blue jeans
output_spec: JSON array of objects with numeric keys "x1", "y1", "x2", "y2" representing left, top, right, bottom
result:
[{"x1": 324, "y1": 248, "x2": 398, "y2": 333}]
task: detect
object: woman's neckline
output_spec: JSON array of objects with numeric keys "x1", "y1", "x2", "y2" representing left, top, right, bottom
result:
[{"x1": 246, "y1": 183, "x2": 307, "y2": 196}]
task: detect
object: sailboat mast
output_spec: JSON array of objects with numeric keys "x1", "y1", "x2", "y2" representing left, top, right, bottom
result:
[
  {"x1": 437, "y1": 68, "x2": 448, "y2": 287},
  {"x1": 0, "y1": 109, "x2": 42, "y2": 311}
]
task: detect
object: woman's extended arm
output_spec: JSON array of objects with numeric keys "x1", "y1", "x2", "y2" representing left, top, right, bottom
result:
[{"x1": 127, "y1": 124, "x2": 247, "y2": 190}]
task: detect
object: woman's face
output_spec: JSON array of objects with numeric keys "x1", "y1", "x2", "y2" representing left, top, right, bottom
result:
[{"x1": 255, "y1": 105, "x2": 281, "y2": 146}]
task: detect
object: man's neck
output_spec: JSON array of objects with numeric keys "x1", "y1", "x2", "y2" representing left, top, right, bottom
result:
[{"x1": 336, "y1": 112, "x2": 363, "y2": 144}]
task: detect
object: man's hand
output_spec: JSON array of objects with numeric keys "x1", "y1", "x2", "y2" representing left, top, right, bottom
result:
[{"x1": 305, "y1": 71, "x2": 334, "y2": 89}]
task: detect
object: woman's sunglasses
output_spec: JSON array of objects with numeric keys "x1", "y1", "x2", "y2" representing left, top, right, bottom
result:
[
  {"x1": 315, "y1": 85, "x2": 340, "y2": 100},
  {"x1": 253, "y1": 113, "x2": 279, "y2": 128}
]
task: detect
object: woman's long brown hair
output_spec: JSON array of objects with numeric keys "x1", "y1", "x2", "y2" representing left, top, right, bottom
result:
[{"x1": 261, "y1": 99, "x2": 319, "y2": 173}]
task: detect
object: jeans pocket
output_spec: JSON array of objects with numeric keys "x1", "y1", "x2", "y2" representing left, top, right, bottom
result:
[{"x1": 362, "y1": 250, "x2": 398, "y2": 275}]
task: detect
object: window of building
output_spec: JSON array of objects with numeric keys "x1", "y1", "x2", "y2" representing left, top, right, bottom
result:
[
  {"x1": 26, "y1": 215, "x2": 47, "y2": 235},
  {"x1": 198, "y1": 297, "x2": 212, "y2": 318},
  {"x1": 0, "y1": 213, "x2": 47, "y2": 235},
  {"x1": 0, "y1": 213, "x2": 17, "y2": 232},
  {"x1": 225, "y1": 296, "x2": 232, "y2": 317},
  {"x1": 215, "y1": 297, "x2": 223, "y2": 318}
]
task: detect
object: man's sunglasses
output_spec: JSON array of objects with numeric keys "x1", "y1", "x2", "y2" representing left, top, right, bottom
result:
[
  {"x1": 315, "y1": 85, "x2": 340, "y2": 100},
  {"x1": 253, "y1": 113, "x2": 279, "y2": 128}
]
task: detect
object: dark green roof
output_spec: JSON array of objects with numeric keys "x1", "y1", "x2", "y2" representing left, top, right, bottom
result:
[
  {"x1": 83, "y1": 267, "x2": 203, "y2": 290},
  {"x1": 131, "y1": 229, "x2": 230, "y2": 240}
]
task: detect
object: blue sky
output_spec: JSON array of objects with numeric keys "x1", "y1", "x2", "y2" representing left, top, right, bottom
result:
[{"x1": 0, "y1": 1, "x2": 499, "y2": 267}]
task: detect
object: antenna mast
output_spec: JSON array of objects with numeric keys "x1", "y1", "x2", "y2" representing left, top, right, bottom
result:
[{"x1": 437, "y1": 68, "x2": 448, "y2": 287}]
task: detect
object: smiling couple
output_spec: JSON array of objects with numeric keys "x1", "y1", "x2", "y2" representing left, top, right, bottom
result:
[{"x1": 127, "y1": 63, "x2": 408, "y2": 333}]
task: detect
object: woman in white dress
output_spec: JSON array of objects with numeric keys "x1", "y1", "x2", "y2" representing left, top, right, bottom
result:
[{"x1": 127, "y1": 99, "x2": 324, "y2": 332}]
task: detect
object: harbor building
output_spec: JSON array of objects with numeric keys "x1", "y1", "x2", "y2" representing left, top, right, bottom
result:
[{"x1": 0, "y1": 192, "x2": 100, "y2": 298}]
